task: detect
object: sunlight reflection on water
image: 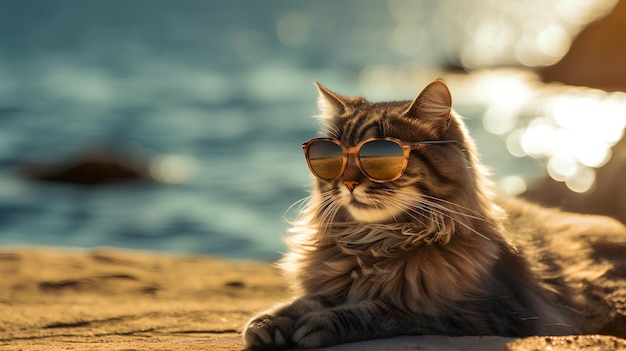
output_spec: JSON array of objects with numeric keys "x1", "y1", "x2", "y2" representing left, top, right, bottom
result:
[{"x1": 457, "y1": 71, "x2": 626, "y2": 194}]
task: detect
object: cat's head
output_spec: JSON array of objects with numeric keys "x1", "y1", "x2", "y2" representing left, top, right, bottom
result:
[{"x1": 307, "y1": 80, "x2": 488, "y2": 225}]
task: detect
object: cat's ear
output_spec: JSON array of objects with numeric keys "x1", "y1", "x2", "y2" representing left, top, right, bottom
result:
[
  {"x1": 403, "y1": 80, "x2": 452, "y2": 131},
  {"x1": 315, "y1": 82, "x2": 348, "y2": 119}
]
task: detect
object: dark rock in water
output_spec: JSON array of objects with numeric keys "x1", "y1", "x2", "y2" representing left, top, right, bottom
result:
[{"x1": 23, "y1": 153, "x2": 152, "y2": 185}]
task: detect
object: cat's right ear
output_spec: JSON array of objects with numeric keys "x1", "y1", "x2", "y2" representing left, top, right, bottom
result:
[{"x1": 315, "y1": 82, "x2": 348, "y2": 119}]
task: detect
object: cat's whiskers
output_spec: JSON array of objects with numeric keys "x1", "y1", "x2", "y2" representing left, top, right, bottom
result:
[
  {"x1": 420, "y1": 199, "x2": 484, "y2": 224},
  {"x1": 401, "y1": 197, "x2": 490, "y2": 242},
  {"x1": 384, "y1": 188, "x2": 490, "y2": 223},
  {"x1": 287, "y1": 189, "x2": 341, "y2": 243},
  {"x1": 426, "y1": 206, "x2": 490, "y2": 241},
  {"x1": 376, "y1": 196, "x2": 429, "y2": 228},
  {"x1": 385, "y1": 190, "x2": 490, "y2": 235},
  {"x1": 316, "y1": 195, "x2": 335, "y2": 225},
  {"x1": 302, "y1": 185, "x2": 492, "y2": 247},
  {"x1": 381, "y1": 189, "x2": 491, "y2": 242},
  {"x1": 381, "y1": 194, "x2": 450, "y2": 238},
  {"x1": 283, "y1": 195, "x2": 315, "y2": 224},
  {"x1": 319, "y1": 194, "x2": 444, "y2": 249},
  {"x1": 317, "y1": 191, "x2": 344, "y2": 234},
  {"x1": 324, "y1": 203, "x2": 342, "y2": 233},
  {"x1": 420, "y1": 195, "x2": 491, "y2": 223}
]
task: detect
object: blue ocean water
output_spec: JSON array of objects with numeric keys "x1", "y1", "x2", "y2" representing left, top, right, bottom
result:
[{"x1": 0, "y1": 1, "x2": 608, "y2": 260}]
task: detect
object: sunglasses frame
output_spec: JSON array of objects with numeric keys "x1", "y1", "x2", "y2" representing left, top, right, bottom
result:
[{"x1": 302, "y1": 137, "x2": 459, "y2": 183}]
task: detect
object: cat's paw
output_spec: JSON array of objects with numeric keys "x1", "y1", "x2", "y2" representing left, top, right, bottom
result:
[
  {"x1": 243, "y1": 314, "x2": 295, "y2": 350},
  {"x1": 292, "y1": 311, "x2": 340, "y2": 349}
]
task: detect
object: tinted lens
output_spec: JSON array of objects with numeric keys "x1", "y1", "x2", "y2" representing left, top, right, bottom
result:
[
  {"x1": 359, "y1": 140, "x2": 405, "y2": 180},
  {"x1": 307, "y1": 140, "x2": 344, "y2": 180}
]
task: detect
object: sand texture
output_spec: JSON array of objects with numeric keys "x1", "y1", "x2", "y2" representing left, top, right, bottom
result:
[{"x1": 0, "y1": 247, "x2": 625, "y2": 351}]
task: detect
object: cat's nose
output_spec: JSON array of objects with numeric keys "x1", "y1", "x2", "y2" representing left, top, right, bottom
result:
[
  {"x1": 342, "y1": 156, "x2": 363, "y2": 193},
  {"x1": 344, "y1": 180, "x2": 359, "y2": 192}
]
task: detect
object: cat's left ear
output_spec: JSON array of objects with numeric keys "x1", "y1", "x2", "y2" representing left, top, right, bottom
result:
[
  {"x1": 403, "y1": 79, "x2": 452, "y2": 132},
  {"x1": 314, "y1": 82, "x2": 348, "y2": 119}
]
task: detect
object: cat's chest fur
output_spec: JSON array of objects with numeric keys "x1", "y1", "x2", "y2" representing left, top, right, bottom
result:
[{"x1": 298, "y1": 225, "x2": 500, "y2": 314}]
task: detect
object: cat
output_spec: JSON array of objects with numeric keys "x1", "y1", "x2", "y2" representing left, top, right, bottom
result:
[{"x1": 243, "y1": 79, "x2": 626, "y2": 349}]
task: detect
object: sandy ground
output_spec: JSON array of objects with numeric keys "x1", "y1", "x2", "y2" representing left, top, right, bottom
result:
[{"x1": 1, "y1": 247, "x2": 625, "y2": 351}]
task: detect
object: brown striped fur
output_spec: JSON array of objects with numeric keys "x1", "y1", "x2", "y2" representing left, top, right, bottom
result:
[{"x1": 243, "y1": 80, "x2": 626, "y2": 349}]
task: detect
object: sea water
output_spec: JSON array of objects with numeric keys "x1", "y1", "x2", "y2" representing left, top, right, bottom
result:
[{"x1": 0, "y1": 0, "x2": 615, "y2": 260}]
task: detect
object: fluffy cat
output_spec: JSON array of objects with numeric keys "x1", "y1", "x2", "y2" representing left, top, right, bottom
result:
[{"x1": 243, "y1": 80, "x2": 626, "y2": 349}]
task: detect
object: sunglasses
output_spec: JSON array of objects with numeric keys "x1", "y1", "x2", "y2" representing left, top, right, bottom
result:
[{"x1": 302, "y1": 137, "x2": 459, "y2": 183}]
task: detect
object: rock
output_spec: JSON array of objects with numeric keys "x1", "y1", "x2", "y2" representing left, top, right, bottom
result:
[
  {"x1": 22, "y1": 152, "x2": 151, "y2": 185},
  {"x1": 538, "y1": 0, "x2": 626, "y2": 91}
]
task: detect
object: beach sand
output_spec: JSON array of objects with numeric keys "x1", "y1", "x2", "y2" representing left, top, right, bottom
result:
[{"x1": 1, "y1": 247, "x2": 625, "y2": 351}]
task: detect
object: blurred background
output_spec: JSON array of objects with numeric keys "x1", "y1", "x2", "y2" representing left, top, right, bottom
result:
[{"x1": 0, "y1": 0, "x2": 624, "y2": 261}]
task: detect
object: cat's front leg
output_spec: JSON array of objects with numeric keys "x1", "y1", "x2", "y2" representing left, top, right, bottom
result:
[
  {"x1": 243, "y1": 296, "x2": 329, "y2": 349},
  {"x1": 292, "y1": 299, "x2": 423, "y2": 348}
]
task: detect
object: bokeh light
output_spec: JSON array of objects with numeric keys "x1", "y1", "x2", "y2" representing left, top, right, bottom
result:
[
  {"x1": 499, "y1": 175, "x2": 528, "y2": 196},
  {"x1": 149, "y1": 154, "x2": 195, "y2": 185},
  {"x1": 447, "y1": 70, "x2": 626, "y2": 194},
  {"x1": 276, "y1": 12, "x2": 310, "y2": 48}
]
